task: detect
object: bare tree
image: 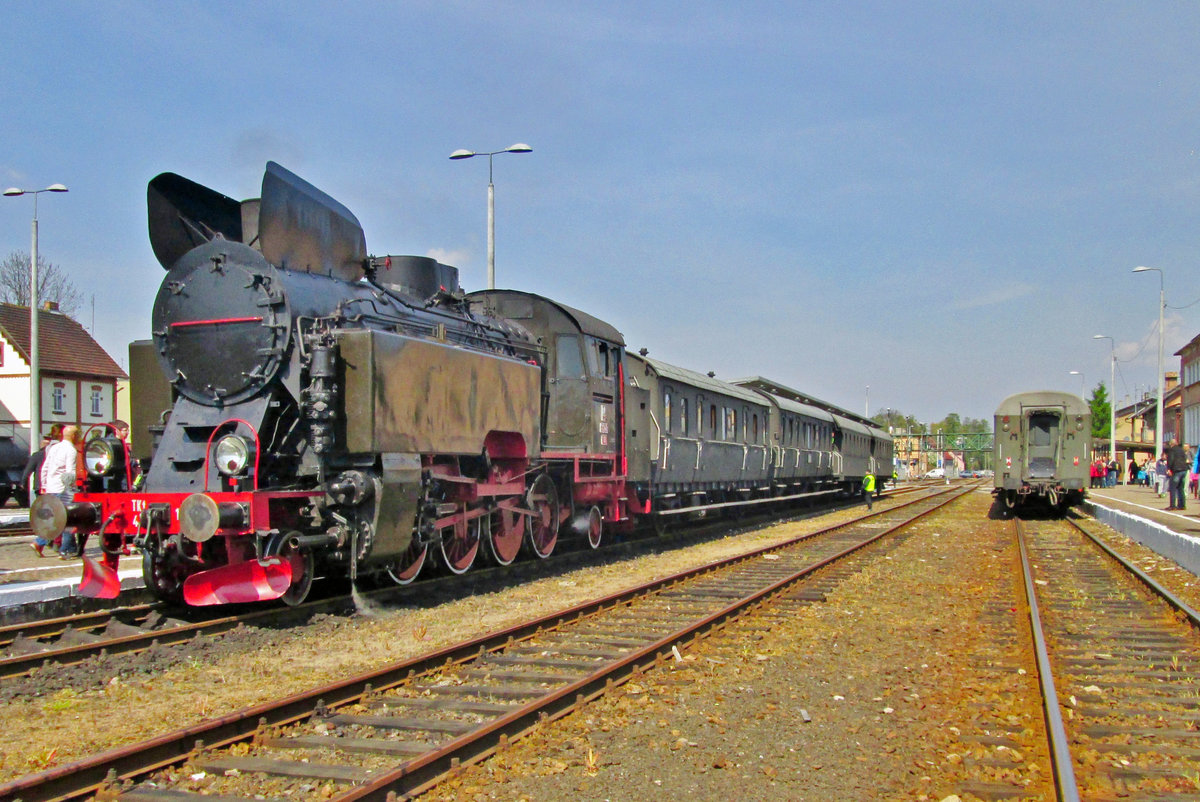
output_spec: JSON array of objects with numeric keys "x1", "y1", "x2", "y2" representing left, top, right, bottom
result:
[{"x1": 0, "y1": 251, "x2": 82, "y2": 317}]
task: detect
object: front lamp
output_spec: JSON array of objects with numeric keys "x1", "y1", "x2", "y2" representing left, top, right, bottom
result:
[
  {"x1": 85, "y1": 437, "x2": 125, "y2": 477},
  {"x1": 214, "y1": 434, "x2": 254, "y2": 477}
]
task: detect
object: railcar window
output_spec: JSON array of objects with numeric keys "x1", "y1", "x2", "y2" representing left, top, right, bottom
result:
[
  {"x1": 680, "y1": 397, "x2": 689, "y2": 437},
  {"x1": 696, "y1": 396, "x2": 705, "y2": 438},
  {"x1": 752, "y1": 413, "x2": 759, "y2": 443},
  {"x1": 710, "y1": 405, "x2": 718, "y2": 438},
  {"x1": 726, "y1": 408, "x2": 737, "y2": 442},
  {"x1": 1029, "y1": 413, "x2": 1056, "y2": 446},
  {"x1": 556, "y1": 334, "x2": 585, "y2": 378},
  {"x1": 664, "y1": 390, "x2": 673, "y2": 434}
]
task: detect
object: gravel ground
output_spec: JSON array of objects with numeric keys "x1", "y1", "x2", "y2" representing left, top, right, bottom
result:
[
  {"x1": 0, "y1": 498, "x2": 877, "y2": 781},
  {"x1": 4, "y1": 486, "x2": 1198, "y2": 800},
  {"x1": 425, "y1": 486, "x2": 1045, "y2": 801}
]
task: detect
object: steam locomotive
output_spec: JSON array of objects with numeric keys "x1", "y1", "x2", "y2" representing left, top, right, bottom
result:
[{"x1": 31, "y1": 163, "x2": 892, "y2": 606}]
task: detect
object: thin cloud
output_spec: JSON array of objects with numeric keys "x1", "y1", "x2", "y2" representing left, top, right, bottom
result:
[
  {"x1": 950, "y1": 283, "x2": 1035, "y2": 310},
  {"x1": 426, "y1": 247, "x2": 471, "y2": 267}
]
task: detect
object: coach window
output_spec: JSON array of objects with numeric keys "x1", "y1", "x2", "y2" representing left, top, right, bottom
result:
[
  {"x1": 752, "y1": 413, "x2": 759, "y2": 443},
  {"x1": 680, "y1": 397, "x2": 689, "y2": 437},
  {"x1": 726, "y1": 408, "x2": 737, "y2": 442},
  {"x1": 710, "y1": 404, "x2": 718, "y2": 438},
  {"x1": 696, "y1": 396, "x2": 705, "y2": 438},
  {"x1": 663, "y1": 389, "x2": 673, "y2": 434}
]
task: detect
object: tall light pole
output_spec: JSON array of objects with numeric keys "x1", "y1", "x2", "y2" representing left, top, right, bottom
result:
[
  {"x1": 1093, "y1": 334, "x2": 1116, "y2": 470},
  {"x1": 449, "y1": 144, "x2": 532, "y2": 290},
  {"x1": 3, "y1": 183, "x2": 69, "y2": 458},
  {"x1": 1134, "y1": 265, "x2": 1165, "y2": 461},
  {"x1": 1069, "y1": 370, "x2": 1085, "y2": 398}
]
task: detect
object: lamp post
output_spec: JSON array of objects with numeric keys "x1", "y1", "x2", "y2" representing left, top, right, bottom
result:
[
  {"x1": 1069, "y1": 370, "x2": 1085, "y2": 398},
  {"x1": 1134, "y1": 265, "x2": 1165, "y2": 461},
  {"x1": 1093, "y1": 334, "x2": 1116, "y2": 470},
  {"x1": 449, "y1": 144, "x2": 532, "y2": 290},
  {"x1": 3, "y1": 183, "x2": 68, "y2": 459}
]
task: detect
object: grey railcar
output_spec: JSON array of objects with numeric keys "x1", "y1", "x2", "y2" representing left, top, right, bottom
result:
[
  {"x1": 763, "y1": 395, "x2": 837, "y2": 490},
  {"x1": 994, "y1": 390, "x2": 1090, "y2": 510},
  {"x1": 628, "y1": 354, "x2": 773, "y2": 513}
]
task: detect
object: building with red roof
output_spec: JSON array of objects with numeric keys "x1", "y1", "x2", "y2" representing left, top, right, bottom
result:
[{"x1": 0, "y1": 303, "x2": 127, "y2": 448}]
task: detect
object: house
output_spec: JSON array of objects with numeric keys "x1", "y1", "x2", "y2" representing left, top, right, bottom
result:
[
  {"x1": 1113, "y1": 371, "x2": 1181, "y2": 468},
  {"x1": 0, "y1": 302, "x2": 128, "y2": 448},
  {"x1": 1176, "y1": 334, "x2": 1200, "y2": 448}
]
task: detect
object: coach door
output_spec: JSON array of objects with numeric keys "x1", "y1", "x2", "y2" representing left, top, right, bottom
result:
[{"x1": 1025, "y1": 408, "x2": 1063, "y2": 478}]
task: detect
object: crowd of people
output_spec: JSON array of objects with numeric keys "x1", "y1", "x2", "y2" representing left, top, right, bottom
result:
[
  {"x1": 26, "y1": 420, "x2": 130, "y2": 560},
  {"x1": 1090, "y1": 437, "x2": 1199, "y2": 512}
]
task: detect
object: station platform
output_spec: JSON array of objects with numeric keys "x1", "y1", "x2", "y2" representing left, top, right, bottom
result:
[
  {"x1": 1087, "y1": 483, "x2": 1200, "y2": 536},
  {"x1": 1085, "y1": 482, "x2": 1200, "y2": 576},
  {"x1": 0, "y1": 511, "x2": 145, "y2": 610}
]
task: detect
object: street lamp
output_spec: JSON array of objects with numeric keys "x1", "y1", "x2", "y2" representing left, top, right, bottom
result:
[
  {"x1": 1093, "y1": 334, "x2": 1116, "y2": 472},
  {"x1": 1069, "y1": 370, "x2": 1085, "y2": 398},
  {"x1": 449, "y1": 143, "x2": 532, "y2": 290},
  {"x1": 1133, "y1": 265, "x2": 1165, "y2": 461},
  {"x1": 3, "y1": 183, "x2": 68, "y2": 462}
]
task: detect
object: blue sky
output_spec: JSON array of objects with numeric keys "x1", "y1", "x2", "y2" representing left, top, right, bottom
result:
[{"x1": 3, "y1": 2, "x2": 1198, "y2": 424}]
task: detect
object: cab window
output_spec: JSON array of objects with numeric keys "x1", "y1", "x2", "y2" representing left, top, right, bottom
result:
[
  {"x1": 556, "y1": 334, "x2": 585, "y2": 378},
  {"x1": 587, "y1": 337, "x2": 615, "y2": 377}
]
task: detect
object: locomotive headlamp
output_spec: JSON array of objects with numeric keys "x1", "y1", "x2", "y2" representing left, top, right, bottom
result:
[
  {"x1": 85, "y1": 437, "x2": 125, "y2": 477},
  {"x1": 215, "y1": 434, "x2": 254, "y2": 476}
]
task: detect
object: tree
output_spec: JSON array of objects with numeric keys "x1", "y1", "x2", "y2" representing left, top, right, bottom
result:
[
  {"x1": 1087, "y1": 382, "x2": 1111, "y2": 440},
  {"x1": 0, "y1": 250, "x2": 82, "y2": 317}
]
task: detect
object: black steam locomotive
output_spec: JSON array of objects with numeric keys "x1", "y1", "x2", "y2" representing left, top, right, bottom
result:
[{"x1": 32, "y1": 163, "x2": 892, "y2": 606}]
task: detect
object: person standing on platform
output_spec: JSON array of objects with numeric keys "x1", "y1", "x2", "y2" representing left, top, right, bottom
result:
[
  {"x1": 1155, "y1": 454, "x2": 1168, "y2": 498},
  {"x1": 39, "y1": 425, "x2": 82, "y2": 558},
  {"x1": 20, "y1": 435, "x2": 52, "y2": 499},
  {"x1": 1165, "y1": 438, "x2": 1189, "y2": 511}
]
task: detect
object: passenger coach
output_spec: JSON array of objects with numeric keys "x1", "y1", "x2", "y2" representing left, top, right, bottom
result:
[{"x1": 993, "y1": 390, "x2": 1090, "y2": 511}]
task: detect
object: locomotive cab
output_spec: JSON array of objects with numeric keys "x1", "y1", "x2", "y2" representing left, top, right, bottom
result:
[
  {"x1": 467, "y1": 290, "x2": 632, "y2": 539},
  {"x1": 467, "y1": 290, "x2": 624, "y2": 455}
]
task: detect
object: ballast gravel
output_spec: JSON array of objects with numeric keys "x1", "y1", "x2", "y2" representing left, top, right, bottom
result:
[{"x1": 3, "y1": 486, "x2": 1198, "y2": 801}]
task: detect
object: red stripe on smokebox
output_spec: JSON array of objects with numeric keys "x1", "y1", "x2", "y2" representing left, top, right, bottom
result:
[{"x1": 170, "y1": 317, "x2": 263, "y2": 328}]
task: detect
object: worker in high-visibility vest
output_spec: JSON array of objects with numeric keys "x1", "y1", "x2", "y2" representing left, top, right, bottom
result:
[{"x1": 862, "y1": 471, "x2": 875, "y2": 510}]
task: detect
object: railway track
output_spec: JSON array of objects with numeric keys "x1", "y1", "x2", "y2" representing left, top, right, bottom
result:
[
  {"x1": 0, "y1": 523, "x2": 32, "y2": 538},
  {"x1": 1016, "y1": 515, "x2": 1200, "y2": 800},
  {"x1": 0, "y1": 484, "x2": 933, "y2": 682},
  {"x1": 0, "y1": 483, "x2": 972, "y2": 801}
]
